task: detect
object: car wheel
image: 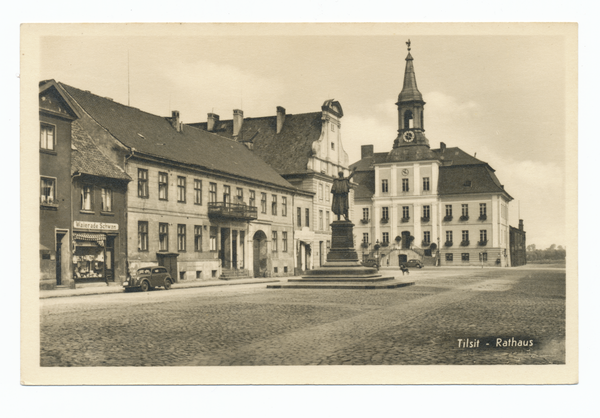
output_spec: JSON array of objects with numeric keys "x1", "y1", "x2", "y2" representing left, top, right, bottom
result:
[
  {"x1": 164, "y1": 279, "x2": 172, "y2": 290},
  {"x1": 140, "y1": 281, "x2": 149, "y2": 292},
  {"x1": 418, "y1": 265, "x2": 423, "y2": 268}
]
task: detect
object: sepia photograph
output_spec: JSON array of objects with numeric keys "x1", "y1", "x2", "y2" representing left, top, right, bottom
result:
[{"x1": 21, "y1": 22, "x2": 578, "y2": 385}]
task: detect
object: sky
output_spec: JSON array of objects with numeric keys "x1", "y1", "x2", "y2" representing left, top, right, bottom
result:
[{"x1": 38, "y1": 25, "x2": 573, "y2": 249}]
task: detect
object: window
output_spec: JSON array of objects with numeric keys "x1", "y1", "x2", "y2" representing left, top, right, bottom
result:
[
  {"x1": 422, "y1": 205, "x2": 430, "y2": 219},
  {"x1": 363, "y1": 233, "x2": 369, "y2": 244},
  {"x1": 326, "y1": 211, "x2": 330, "y2": 230},
  {"x1": 423, "y1": 231, "x2": 431, "y2": 244},
  {"x1": 480, "y1": 203, "x2": 487, "y2": 218},
  {"x1": 382, "y1": 232, "x2": 389, "y2": 244},
  {"x1": 480, "y1": 230, "x2": 487, "y2": 243},
  {"x1": 272, "y1": 231, "x2": 278, "y2": 252},
  {"x1": 210, "y1": 226, "x2": 217, "y2": 251},
  {"x1": 138, "y1": 168, "x2": 148, "y2": 198},
  {"x1": 101, "y1": 188, "x2": 112, "y2": 212},
  {"x1": 194, "y1": 225, "x2": 202, "y2": 252},
  {"x1": 446, "y1": 231, "x2": 453, "y2": 243},
  {"x1": 402, "y1": 178, "x2": 409, "y2": 192},
  {"x1": 138, "y1": 221, "x2": 149, "y2": 251},
  {"x1": 382, "y1": 179, "x2": 389, "y2": 193},
  {"x1": 423, "y1": 177, "x2": 430, "y2": 191},
  {"x1": 272, "y1": 195, "x2": 277, "y2": 215},
  {"x1": 236, "y1": 188, "x2": 243, "y2": 204},
  {"x1": 177, "y1": 224, "x2": 186, "y2": 252},
  {"x1": 194, "y1": 180, "x2": 202, "y2": 205},
  {"x1": 297, "y1": 207, "x2": 302, "y2": 227},
  {"x1": 382, "y1": 207, "x2": 389, "y2": 220},
  {"x1": 462, "y1": 204, "x2": 469, "y2": 217},
  {"x1": 325, "y1": 184, "x2": 330, "y2": 202},
  {"x1": 261, "y1": 193, "x2": 267, "y2": 214},
  {"x1": 282, "y1": 196, "x2": 287, "y2": 216},
  {"x1": 319, "y1": 210, "x2": 323, "y2": 230},
  {"x1": 40, "y1": 177, "x2": 56, "y2": 204},
  {"x1": 479, "y1": 252, "x2": 488, "y2": 262},
  {"x1": 363, "y1": 208, "x2": 369, "y2": 220},
  {"x1": 462, "y1": 253, "x2": 470, "y2": 262},
  {"x1": 331, "y1": 141, "x2": 335, "y2": 149},
  {"x1": 305, "y1": 208, "x2": 310, "y2": 227},
  {"x1": 81, "y1": 185, "x2": 93, "y2": 211},
  {"x1": 209, "y1": 182, "x2": 217, "y2": 203},
  {"x1": 223, "y1": 185, "x2": 230, "y2": 204},
  {"x1": 445, "y1": 205, "x2": 453, "y2": 217},
  {"x1": 319, "y1": 183, "x2": 323, "y2": 201},
  {"x1": 446, "y1": 253, "x2": 453, "y2": 262},
  {"x1": 159, "y1": 223, "x2": 169, "y2": 251},
  {"x1": 177, "y1": 176, "x2": 186, "y2": 203},
  {"x1": 249, "y1": 190, "x2": 256, "y2": 208},
  {"x1": 402, "y1": 206, "x2": 409, "y2": 219},
  {"x1": 40, "y1": 123, "x2": 55, "y2": 151},
  {"x1": 158, "y1": 172, "x2": 168, "y2": 200},
  {"x1": 462, "y1": 230, "x2": 469, "y2": 242},
  {"x1": 282, "y1": 231, "x2": 288, "y2": 252}
]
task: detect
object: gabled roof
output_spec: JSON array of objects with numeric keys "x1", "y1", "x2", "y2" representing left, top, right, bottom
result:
[
  {"x1": 190, "y1": 112, "x2": 323, "y2": 176},
  {"x1": 60, "y1": 83, "x2": 295, "y2": 190},
  {"x1": 71, "y1": 121, "x2": 131, "y2": 181}
]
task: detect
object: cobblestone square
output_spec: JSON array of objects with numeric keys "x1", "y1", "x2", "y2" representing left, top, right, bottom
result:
[{"x1": 40, "y1": 267, "x2": 566, "y2": 366}]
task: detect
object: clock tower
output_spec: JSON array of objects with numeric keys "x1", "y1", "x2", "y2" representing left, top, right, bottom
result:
[{"x1": 394, "y1": 40, "x2": 429, "y2": 148}]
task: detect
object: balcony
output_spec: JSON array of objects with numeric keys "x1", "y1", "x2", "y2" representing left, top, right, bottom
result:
[
  {"x1": 401, "y1": 217, "x2": 410, "y2": 223},
  {"x1": 459, "y1": 215, "x2": 469, "y2": 221},
  {"x1": 421, "y1": 217, "x2": 430, "y2": 223},
  {"x1": 478, "y1": 240, "x2": 488, "y2": 246},
  {"x1": 478, "y1": 214, "x2": 487, "y2": 221},
  {"x1": 460, "y1": 240, "x2": 470, "y2": 247},
  {"x1": 360, "y1": 218, "x2": 370, "y2": 224},
  {"x1": 208, "y1": 202, "x2": 258, "y2": 221},
  {"x1": 380, "y1": 217, "x2": 389, "y2": 224},
  {"x1": 443, "y1": 215, "x2": 453, "y2": 222}
]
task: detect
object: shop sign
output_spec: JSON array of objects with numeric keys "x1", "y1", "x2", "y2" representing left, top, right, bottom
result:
[{"x1": 74, "y1": 221, "x2": 119, "y2": 231}]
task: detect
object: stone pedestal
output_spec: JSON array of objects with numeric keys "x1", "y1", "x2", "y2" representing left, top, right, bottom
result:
[{"x1": 268, "y1": 221, "x2": 414, "y2": 289}]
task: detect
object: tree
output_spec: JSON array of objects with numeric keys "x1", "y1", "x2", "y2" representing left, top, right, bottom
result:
[{"x1": 527, "y1": 244, "x2": 536, "y2": 252}]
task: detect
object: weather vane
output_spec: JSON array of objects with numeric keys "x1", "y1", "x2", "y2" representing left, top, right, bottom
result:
[{"x1": 406, "y1": 39, "x2": 411, "y2": 52}]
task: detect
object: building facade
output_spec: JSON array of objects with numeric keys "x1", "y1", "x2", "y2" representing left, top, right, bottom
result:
[
  {"x1": 192, "y1": 100, "x2": 352, "y2": 274},
  {"x1": 350, "y1": 45, "x2": 519, "y2": 267},
  {"x1": 509, "y1": 220, "x2": 527, "y2": 267}
]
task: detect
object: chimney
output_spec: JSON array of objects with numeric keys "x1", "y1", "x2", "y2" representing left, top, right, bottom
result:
[
  {"x1": 361, "y1": 145, "x2": 374, "y2": 159},
  {"x1": 276, "y1": 106, "x2": 286, "y2": 134},
  {"x1": 519, "y1": 219, "x2": 524, "y2": 231},
  {"x1": 170, "y1": 110, "x2": 182, "y2": 132},
  {"x1": 233, "y1": 109, "x2": 244, "y2": 137},
  {"x1": 207, "y1": 113, "x2": 219, "y2": 132},
  {"x1": 440, "y1": 142, "x2": 446, "y2": 151}
]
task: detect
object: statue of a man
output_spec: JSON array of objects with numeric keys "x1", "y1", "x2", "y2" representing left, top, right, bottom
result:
[{"x1": 331, "y1": 167, "x2": 356, "y2": 221}]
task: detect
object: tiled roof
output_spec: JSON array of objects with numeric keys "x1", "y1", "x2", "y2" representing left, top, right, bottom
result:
[
  {"x1": 191, "y1": 112, "x2": 323, "y2": 176},
  {"x1": 60, "y1": 83, "x2": 295, "y2": 190},
  {"x1": 353, "y1": 170, "x2": 376, "y2": 200},
  {"x1": 71, "y1": 121, "x2": 131, "y2": 181},
  {"x1": 432, "y1": 146, "x2": 487, "y2": 166}
]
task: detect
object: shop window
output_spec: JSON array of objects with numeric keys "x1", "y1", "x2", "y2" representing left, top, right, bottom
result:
[
  {"x1": 194, "y1": 179, "x2": 202, "y2": 205},
  {"x1": 40, "y1": 123, "x2": 55, "y2": 151},
  {"x1": 194, "y1": 225, "x2": 203, "y2": 252},
  {"x1": 138, "y1": 168, "x2": 148, "y2": 198},
  {"x1": 138, "y1": 221, "x2": 148, "y2": 252},
  {"x1": 462, "y1": 253, "x2": 470, "y2": 262},
  {"x1": 282, "y1": 196, "x2": 287, "y2": 216},
  {"x1": 446, "y1": 253, "x2": 453, "y2": 262},
  {"x1": 282, "y1": 231, "x2": 288, "y2": 252},
  {"x1": 177, "y1": 224, "x2": 186, "y2": 252},
  {"x1": 158, "y1": 172, "x2": 168, "y2": 200},
  {"x1": 177, "y1": 176, "x2": 186, "y2": 203},
  {"x1": 261, "y1": 193, "x2": 267, "y2": 214},
  {"x1": 159, "y1": 223, "x2": 169, "y2": 251},
  {"x1": 272, "y1": 231, "x2": 278, "y2": 252},
  {"x1": 40, "y1": 177, "x2": 56, "y2": 205},
  {"x1": 101, "y1": 188, "x2": 112, "y2": 212},
  {"x1": 81, "y1": 185, "x2": 93, "y2": 211},
  {"x1": 272, "y1": 195, "x2": 278, "y2": 215},
  {"x1": 73, "y1": 238, "x2": 106, "y2": 280},
  {"x1": 249, "y1": 190, "x2": 256, "y2": 208},
  {"x1": 209, "y1": 182, "x2": 217, "y2": 203}
]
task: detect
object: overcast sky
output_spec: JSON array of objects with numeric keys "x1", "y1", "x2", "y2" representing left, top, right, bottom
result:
[{"x1": 38, "y1": 24, "x2": 573, "y2": 249}]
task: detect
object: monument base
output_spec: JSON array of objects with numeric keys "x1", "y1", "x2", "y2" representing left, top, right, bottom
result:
[{"x1": 268, "y1": 220, "x2": 414, "y2": 289}]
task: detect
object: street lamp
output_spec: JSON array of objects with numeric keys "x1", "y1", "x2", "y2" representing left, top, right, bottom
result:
[{"x1": 375, "y1": 239, "x2": 380, "y2": 270}]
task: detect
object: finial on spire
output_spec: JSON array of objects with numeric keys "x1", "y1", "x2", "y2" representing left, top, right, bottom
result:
[{"x1": 406, "y1": 39, "x2": 411, "y2": 52}]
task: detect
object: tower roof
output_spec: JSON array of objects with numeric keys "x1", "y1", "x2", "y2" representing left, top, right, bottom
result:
[{"x1": 397, "y1": 46, "x2": 424, "y2": 103}]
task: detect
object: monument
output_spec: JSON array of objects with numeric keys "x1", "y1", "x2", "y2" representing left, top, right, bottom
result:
[{"x1": 268, "y1": 169, "x2": 414, "y2": 289}]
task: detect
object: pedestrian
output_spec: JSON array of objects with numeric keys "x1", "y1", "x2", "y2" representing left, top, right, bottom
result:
[{"x1": 400, "y1": 264, "x2": 409, "y2": 275}]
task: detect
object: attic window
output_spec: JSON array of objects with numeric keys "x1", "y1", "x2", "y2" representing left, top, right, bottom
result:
[{"x1": 464, "y1": 180, "x2": 472, "y2": 187}]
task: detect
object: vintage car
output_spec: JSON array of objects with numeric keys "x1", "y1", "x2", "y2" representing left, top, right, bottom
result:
[
  {"x1": 124, "y1": 266, "x2": 173, "y2": 291},
  {"x1": 403, "y1": 259, "x2": 424, "y2": 268}
]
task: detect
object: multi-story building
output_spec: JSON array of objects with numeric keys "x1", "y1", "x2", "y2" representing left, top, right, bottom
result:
[
  {"x1": 53, "y1": 81, "x2": 298, "y2": 282},
  {"x1": 351, "y1": 45, "x2": 519, "y2": 267},
  {"x1": 192, "y1": 100, "x2": 352, "y2": 274},
  {"x1": 510, "y1": 220, "x2": 527, "y2": 267}
]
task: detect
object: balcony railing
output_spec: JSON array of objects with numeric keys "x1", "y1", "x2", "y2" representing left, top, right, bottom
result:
[{"x1": 208, "y1": 202, "x2": 258, "y2": 221}]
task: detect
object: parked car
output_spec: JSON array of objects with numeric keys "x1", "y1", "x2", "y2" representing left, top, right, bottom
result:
[
  {"x1": 361, "y1": 258, "x2": 379, "y2": 268},
  {"x1": 404, "y1": 259, "x2": 424, "y2": 268},
  {"x1": 124, "y1": 266, "x2": 173, "y2": 291}
]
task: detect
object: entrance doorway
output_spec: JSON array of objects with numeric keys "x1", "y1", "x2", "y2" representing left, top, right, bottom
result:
[
  {"x1": 401, "y1": 231, "x2": 411, "y2": 249},
  {"x1": 399, "y1": 254, "x2": 408, "y2": 264},
  {"x1": 105, "y1": 236, "x2": 115, "y2": 282},
  {"x1": 55, "y1": 232, "x2": 66, "y2": 286},
  {"x1": 220, "y1": 227, "x2": 231, "y2": 269},
  {"x1": 252, "y1": 230, "x2": 267, "y2": 277}
]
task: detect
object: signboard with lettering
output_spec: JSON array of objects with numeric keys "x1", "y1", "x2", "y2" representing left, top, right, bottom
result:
[{"x1": 73, "y1": 221, "x2": 119, "y2": 231}]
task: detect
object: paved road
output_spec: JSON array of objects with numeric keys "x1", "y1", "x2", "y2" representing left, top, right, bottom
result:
[{"x1": 40, "y1": 267, "x2": 566, "y2": 366}]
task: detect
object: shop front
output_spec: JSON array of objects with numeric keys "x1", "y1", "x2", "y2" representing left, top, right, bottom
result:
[{"x1": 72, "y1": 221, "x2": 119, "y2": 284}]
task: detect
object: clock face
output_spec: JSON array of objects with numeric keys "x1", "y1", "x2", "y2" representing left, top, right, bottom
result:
[
  {"x1": 403, "y1": 131, "x2": 415, "y2": 142},
  {"x1": 402, "y1": 169, "x2": 409, "y2": 176}
]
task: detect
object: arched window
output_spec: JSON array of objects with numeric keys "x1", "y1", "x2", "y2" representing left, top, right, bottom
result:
[{"x1": 404, "y1": 110, "x2": 414, "y2": 129}]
